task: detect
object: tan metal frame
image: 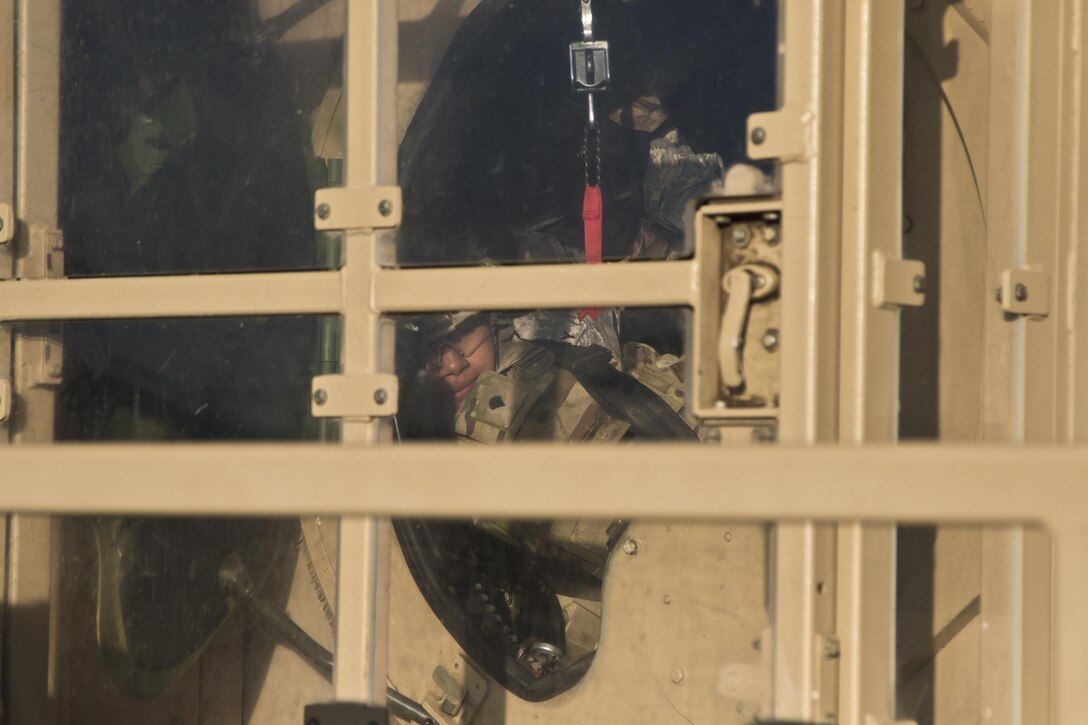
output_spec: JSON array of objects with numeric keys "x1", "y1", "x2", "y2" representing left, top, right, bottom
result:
[{"x1": 0, "y1": 0, "x2": 1086, "y2": 723}]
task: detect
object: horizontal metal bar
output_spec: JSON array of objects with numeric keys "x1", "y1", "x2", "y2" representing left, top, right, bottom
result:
[
  {"x1": 0, "y1": 444, "x2": 1082, "y2": 526},
  {"x1": 0, "y1": 271, "x2": 344, "y2": 321},
  {"x1": 372, "y1": 261, "x2": 698, "y2": 313}
]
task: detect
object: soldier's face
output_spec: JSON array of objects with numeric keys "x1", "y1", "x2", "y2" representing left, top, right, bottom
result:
[{"x1": 428, "y1": 323, "x2": 496, "y2": 404}]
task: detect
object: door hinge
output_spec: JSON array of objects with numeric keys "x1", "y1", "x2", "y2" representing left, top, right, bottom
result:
[
  {"x1": 314, "y1": 186, "x2": 402, "y2": 231},
  {"x1": 996, "y1": 268, "x2": 1049, "y2": 318},
  {"x1": 873, "y1": 251, "x2": 926, "y2": 309},
  {"x1": 311, "y1": 373, "x2": 399, "y2": 419}
]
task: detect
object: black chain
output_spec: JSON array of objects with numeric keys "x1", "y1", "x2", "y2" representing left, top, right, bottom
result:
[{"x1": 582, "y1": 122, "x2": 602, "y2": 187}]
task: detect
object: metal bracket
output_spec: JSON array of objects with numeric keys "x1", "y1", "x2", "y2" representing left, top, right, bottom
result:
[
  {"x1": 25, "y1": 224, "x2": 64, "y2": 278},
  {"x1": 21, "y1": 337, "x2": 63, "y2": 388},
  {"x1": 303, "y1": 702, "x2": 387, "y2": 725},
  {"x1": 0, "y1": 379, "x2": 11, "y2": 422},
  {"x1": 997, "y1": 268, "x2": 1049, "y2": 317},
  {"x1": 747, "y1": 106, "x2": 811, "y2": 161},
  {"x1": 314, "y1": 186, "x2": 402, "y2": 231},
  {"x1": 873, "y1": 251, "x2": 926, "y2": 309},
  {"x1": 311, "y1": 373, "x2": 399, "y2": 419},
  {"x1": 0, "y1": 203, "x2": 13, "y2": 244}
]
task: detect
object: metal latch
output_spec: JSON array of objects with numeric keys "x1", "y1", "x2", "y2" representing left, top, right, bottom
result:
[
  {"x1": 313, "y1": 185, "x2": 402, "y2": 231},
  {"x1": 311, "y1": 373, "x2": 399, "y2": 419},
  {"x1": 997, "y1": 268, "x2": 1049, "y2": 317},
  {"x1": 720, "y1": 263, "x2": 780, "y2": 390},
  {"x1": 22, "y1": 337, "x2": 63, "y2": 388},
  {"x1": 747, "y1": 106, "x2": 811, "y2": 161},
  {"x1": 873, "y1": 251, "x2": 926, "y2": 309}
]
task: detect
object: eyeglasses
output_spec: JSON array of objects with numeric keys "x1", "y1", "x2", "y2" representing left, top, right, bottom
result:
[{"x1": 426, "y1": 331, "x2": 492, "y2": 374}]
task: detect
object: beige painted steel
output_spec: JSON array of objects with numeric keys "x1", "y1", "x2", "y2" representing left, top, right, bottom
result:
[
  {"x1": 372, "y1": 261, "x2": 697, "y2": 312},
  {"x1": 0, "y1": 444, "x2": 1080, "y2": 523},
  {"x1": 0, "y1": 271, "x2": 345, "y2": 321},
  {"x1": 836, "y1": 1, "x2": 906, "y2": 723},
  {"x1": 333, "y1": 0, "x2": 399, "y2": 707}
]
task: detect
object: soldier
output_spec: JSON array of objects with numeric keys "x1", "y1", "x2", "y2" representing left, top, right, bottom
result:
[{"x1": 400, "y1": 310, "x2": 697, "y2": 445}]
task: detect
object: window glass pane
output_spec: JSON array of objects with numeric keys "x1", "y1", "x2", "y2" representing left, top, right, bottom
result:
[
  {"x1": 397, "y1": 0, "x2": 779, "y2": 266},
  {"x1": 6, "y1": 514, "x2": 333, "y2": 724},
  {"x1": 60, "y1": 0, "x2": 345, "y2": 277},
  {"x1": 13, "y1": 316, "x2": 339, "y2": 441},
  {"x1": 392, "y1": 307, "x2": 700, "y2": 443}
]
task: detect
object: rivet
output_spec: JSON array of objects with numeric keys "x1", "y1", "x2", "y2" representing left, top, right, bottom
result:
[
  {"x1": 315, "y1": 203, "x2": 331, "y2": 220},
  {"x1": 912, "y1": 274, "x2": 926, "y2": 294},
  {"x1": 1014, "y1": 283, "x2": 1028, "y2": 302},
  {"x1": 663, "y1": 594, "x2": 672, "y2": 605},
  {"x1": 750, "y1": 127, "x2": 767, "y2": 145},
  {"x1": 313, "y1": 389, "x2": 328, "y2": 406},
  {"x1": 731, "y1": 225, "x2": 750, "y2": 247},
  {"x1": 670, "y1": 668, "x2": 686, "y2": 684},
  {"x1": 763, "y1": 224, "x2": 779, "y2": 244},
  {"x1": 373, "y1": 388, "x2": 388, "y2": 405},
  {"x1": 621, "y1": 537, "x2": 639, "y2": 556},
  {"x1": 761, "y1": 329, "x2": 779, "y2": 353},
  {"x1": 724, "y1": 530, "x2": 734, "y2": 543},
  {"x1": 378, "y1": 199, "x2": 394, "y2": 217}
]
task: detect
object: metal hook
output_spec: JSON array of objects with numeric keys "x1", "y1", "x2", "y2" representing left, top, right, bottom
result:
[{"x1": 581, "y1": 0, "x2": 594, "y2": 41}]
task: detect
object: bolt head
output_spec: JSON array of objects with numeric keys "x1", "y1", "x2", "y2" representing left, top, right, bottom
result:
[
  {"x1": 1014, "y1": 283, "x2": 1028, "y2": 302},
  {"x1": 621, "y1": 537, "x2": 639, "y2": 556},
  {"x1": 912, "y1": 274, "x2": 926, "y2": 294},
  {"x1": 761, "y1": 328, "x2": 780, "y2": 353},
  {"x1": 750, "y1": 127, "x2": 767, "y2": 145},
  {"x1": 315, "y1": 203, "x2": 331, "y2": 220},
  {"x1": 731, "y1": 225, "x2": 750, "y2": 246},
  {"x1": 378, "y1": 199, "x2": 394, "y2": 217},
  {"x1": 670, "y1": 668, "x2": 686, "y2": 684},
  {"x1": 373, "y1": 388, "x2": 388, "y2": 405},
  {"x1": 763, "y1": 225, "x2": 779, "y2": 244},
  {"x1": 313, "y1": 389, "x2": 328, "y2": 406},
  {"x1": 663, "y1": 594, "x2": 672, "y2": 605}
]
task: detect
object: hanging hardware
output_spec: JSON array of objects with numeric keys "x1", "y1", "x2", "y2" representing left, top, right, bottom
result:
[{"x1": 720, "y1": 263, "x2": 780, "y2": 390}]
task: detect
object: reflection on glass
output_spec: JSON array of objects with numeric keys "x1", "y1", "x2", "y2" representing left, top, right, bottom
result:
[
  {"x1": 36, "y1": 316, "x2": 338, "y2": 442},
  {"x1": 394, "y1": 308, "x2": 694, "y2": 443},
  {"x1": 397, "y1": 0, "x2": 779, "y2": 265},
  {"x1": 60, "y1": 0, "x2": 345, "y2": 276}
]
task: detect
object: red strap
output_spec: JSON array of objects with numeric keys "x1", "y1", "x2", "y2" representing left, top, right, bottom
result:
[{"x1": 579, "y1": 184, "x2": 602, "y2": 320}]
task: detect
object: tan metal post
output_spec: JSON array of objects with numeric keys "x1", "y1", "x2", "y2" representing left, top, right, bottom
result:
[{"x1": 334, "y1": 0, "x2": 398, "y2": 707}]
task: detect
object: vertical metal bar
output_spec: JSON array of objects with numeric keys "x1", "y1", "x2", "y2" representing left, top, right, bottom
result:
[
  {"x1": 5, "y1": 1, "x2": 61, "y2": 723},
  {"x1": 770, "y1": 0, "x2": 845, "y2": 718},
  {"x1": 835, "y1": 0, "x2": 905, "y2": 722},
  {"x1": 334, "y1": 0, "x2": 397, "y2": 706}
]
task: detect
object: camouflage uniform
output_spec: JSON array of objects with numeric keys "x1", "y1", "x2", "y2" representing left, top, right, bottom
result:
[{"x1": 452, "y1": 325, "x2": 690, "y2": 445}]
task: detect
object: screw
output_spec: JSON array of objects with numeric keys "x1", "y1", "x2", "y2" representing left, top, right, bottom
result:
[
  {"x1": 378, "y1": 199, "x2": 394, "y2": 217},
  {"x1": 761, "y1": 328, "x2": 780, "y2": 353},
  {"x1": 731, "y1": 225, "x2": 750, "y2": 247},
  {"x1": 1014, "y1": 283, "x2": 1028, "y2": 302},
  {"x1": 670, "y1": 668, "x2": 686, "y2": 684},
  {"x1": 750, "y1": 127, "x2": 767, "y2": 145},
  {"x1": 763, "y1": 224, "x2": 779, "y2": 244},
  {"x1": 663, "y1": 594, "x2": 672, "y2": 605},
  {"x1": 903, "y1": 215, "x2": 914, "y2": 234},
  {"x1": 313, "y1": 389, "x2": 328, "y2": 406},
  {"x1": 621, "y1": 537, "x2": 639, "y2": 556},
  {"x1": 373, "y1": 388, "x2": 388, "y2": 405},
  {"x1": 315, "y1": 203, "x2": 331, "y2": 220},
  {"x1": 823, "y1": 638, "x2": 841, "y2": 660},
  {"x1": 724, "y1": 530, "x2": 734, "y2": 543},
  {"x1": 912, "y1": 274, "x2": 926, "y2": 294}
]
